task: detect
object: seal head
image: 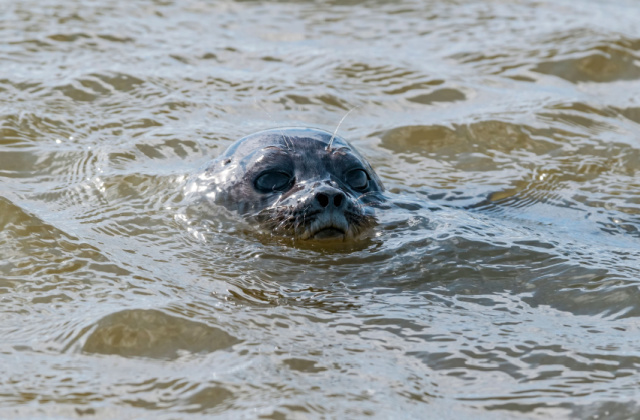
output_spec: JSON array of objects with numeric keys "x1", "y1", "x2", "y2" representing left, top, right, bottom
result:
[{"x1": 190, "y1": 128, "x2": 385, "y2": 240}]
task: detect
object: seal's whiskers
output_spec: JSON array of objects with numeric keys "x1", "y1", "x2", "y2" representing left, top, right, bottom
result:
[{"x1": 327, "y1": 105, "x2": 360, "y2": 151}]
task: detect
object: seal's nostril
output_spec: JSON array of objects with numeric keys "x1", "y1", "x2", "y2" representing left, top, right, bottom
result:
[
  {"x1": 317, "y1": 193, "x2": 329, "y2": 208},
  {"x1": 334, "y1": 193, "x2": 343, "y2": 207}
]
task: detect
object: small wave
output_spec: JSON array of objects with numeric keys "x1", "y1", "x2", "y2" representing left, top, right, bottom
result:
[{"x1": 81, "y1": 308, "x2": 239, "y2": 359}]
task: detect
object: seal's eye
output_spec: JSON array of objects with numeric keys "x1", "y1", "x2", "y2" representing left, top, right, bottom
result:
[
  {"x1": 255, "y1": 171, "x2": 292, "y2": 192},
  {"x1": 346, "y1": 169, "x2": 369, "y2": 191}
]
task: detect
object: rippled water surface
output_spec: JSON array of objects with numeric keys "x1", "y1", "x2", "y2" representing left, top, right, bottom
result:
[{"x1": 2, "y1": 0, "x2": 640, "y2": 418}]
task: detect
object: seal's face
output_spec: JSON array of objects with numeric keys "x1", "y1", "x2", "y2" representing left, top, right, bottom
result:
[{"x1": 191, "y1": 128, "x2": 385, "y2": 240}]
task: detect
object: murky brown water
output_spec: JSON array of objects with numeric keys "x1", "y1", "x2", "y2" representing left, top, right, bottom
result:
[{"x1": 1, "y1": 0, "x2": 640, "y2": 418}]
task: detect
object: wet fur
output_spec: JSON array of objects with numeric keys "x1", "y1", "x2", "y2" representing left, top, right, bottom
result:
[{"x1": 191, "y1": 127, "x2": 385, "y2": 241}]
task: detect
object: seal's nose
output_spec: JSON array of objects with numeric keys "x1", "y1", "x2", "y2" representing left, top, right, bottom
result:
[{"x1": 315, "y1": 188, "x2": 345, "y2": 209}]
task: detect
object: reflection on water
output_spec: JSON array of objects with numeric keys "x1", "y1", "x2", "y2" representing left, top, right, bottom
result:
[{"x1": 1, "y1": 0, "x2": 639, "y2": 418}]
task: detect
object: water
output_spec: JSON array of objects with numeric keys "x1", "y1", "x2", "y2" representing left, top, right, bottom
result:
[{"x1": 1, "y1": 0, "x2": 639, "y2": 418}]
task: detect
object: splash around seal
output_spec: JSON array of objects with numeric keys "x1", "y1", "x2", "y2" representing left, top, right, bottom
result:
[{"x1": 187, "y1": 128, "x2": 385, "y2": 240}]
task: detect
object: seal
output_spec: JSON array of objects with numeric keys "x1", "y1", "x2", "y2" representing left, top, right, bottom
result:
[{"x1": 188, "y1": 127, "x2": 385, "y2": 240}]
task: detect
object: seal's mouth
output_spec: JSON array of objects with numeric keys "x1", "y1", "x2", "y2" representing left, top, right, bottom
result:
[
  {"x1": 311, "y1": 226, "x2": 346, "y2": 240},
  {"x1": 255, "y1": 204, "x2": 376, "y2": 241}
]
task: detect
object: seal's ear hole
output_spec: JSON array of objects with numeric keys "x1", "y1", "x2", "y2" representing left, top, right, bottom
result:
[
  {"x1": 345, "y1": 169, "x2": 370, "y2": 191},
  {"x1": 255, "y1": 171, "x2": 293, "y2": 192}
]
